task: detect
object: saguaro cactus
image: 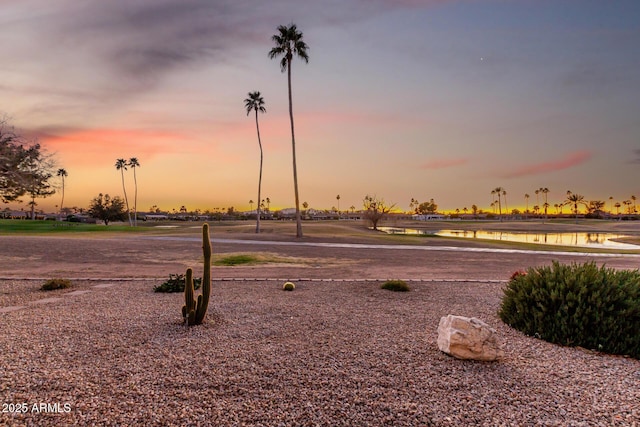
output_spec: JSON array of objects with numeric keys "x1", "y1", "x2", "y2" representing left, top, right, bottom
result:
[{"x1": 182, "y1": 223, "x2": 212, "y2": 325}]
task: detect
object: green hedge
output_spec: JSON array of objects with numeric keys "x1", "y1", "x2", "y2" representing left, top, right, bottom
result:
[{"x1": 499, "y1": 261, "x2": 640, "y2": 359}]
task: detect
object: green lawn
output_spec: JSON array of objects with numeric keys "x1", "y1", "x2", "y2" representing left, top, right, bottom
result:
[{"x1": 0, "y1": 219, "x2": 142, "y2": 234}]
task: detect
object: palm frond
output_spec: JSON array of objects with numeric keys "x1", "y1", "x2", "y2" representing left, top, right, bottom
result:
[{"x1": 244, "y1": 91, "x2": 266, "y2": 115}]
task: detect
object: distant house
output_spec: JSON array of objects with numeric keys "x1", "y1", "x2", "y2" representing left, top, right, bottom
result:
[
  {"x1": 413, "y1": 214, "x2": 446, "y2": 221},
  {"x1": 2, "y1": 210, "x2": 28, "y2": 219},
  {"x1": 141, "y1": 214, "x2": 169, "y2": 221}
]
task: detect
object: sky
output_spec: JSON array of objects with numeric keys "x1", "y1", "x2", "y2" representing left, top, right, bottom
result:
[{"x1": 1, "y1": 0, "x2": 640, "y2": 214}]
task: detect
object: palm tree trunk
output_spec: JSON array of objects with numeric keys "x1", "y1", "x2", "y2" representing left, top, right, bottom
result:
[
  {"x1": 133, "y1": 167, "x2": 138, "y2": 227},
  {"x1": 60, "y1": 177, "x2": 65, "y2": 216},
  {"x1": 288, "y1": 58, "x2": 303, "y2": 238},
  {"x1": 120, "y1": 170, "x2": 132, "y2": 226},
  {"x1": 255, "y1": 109, "x2": 263, "y2": 234}
]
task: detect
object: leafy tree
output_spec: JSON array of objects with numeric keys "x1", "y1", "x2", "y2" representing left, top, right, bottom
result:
[
  {"x1": 1, "y1": 119, "x2": 54, "y2": 207},
  {"x1": 115, "y1": 158, "x2": 132, "y2": 226},
  {"x1": 129, "y1": 158, "x2": 140, "y2": 226},
  {"x1": 26, "y1": 155, "x2": 56, "y2": 219},
  {"x1": 269, "y1": 23, "x2": 309, "y2": 238},
  {"x1": 363, "y1": 195, "x2": 395, "y2": 230},
  {"x1": 22, "y1": 145, "x2": 55, "y2": 219},
  {"x1": 88, "y1": 193, "x2": 126, "y2": 225},
  {"x1": 244, "y1": 91, "x2": 266, "y2": 233},
  {"x1": 417, "y1": 199, "x2": 438, "y2": 214}
]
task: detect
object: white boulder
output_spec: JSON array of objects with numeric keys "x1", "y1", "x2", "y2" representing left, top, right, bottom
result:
[{"x1": 437, "y1": 315, "x2": 504, "y2": 361}]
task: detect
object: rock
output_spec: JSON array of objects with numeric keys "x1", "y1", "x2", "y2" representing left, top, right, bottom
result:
[{"x1": 437, "y1": 315, "x2": 504, "y2": 361}]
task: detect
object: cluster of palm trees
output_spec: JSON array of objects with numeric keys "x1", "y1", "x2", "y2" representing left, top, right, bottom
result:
[
  {"x1": 245, "y1": 23, "x2": 309, "y2": 237},
  {"x1": 247, "y1": 198, "x2": 271, "y2": 215},
  {"x1": 519, "y1": 188, "x2": 637, "y2": 218},
  {"x1": 115, "y1": 158, "x2": 140, "y2": 226},
  {"x1": 490, "y1": 187, "x2": 508, "y2": 220}
]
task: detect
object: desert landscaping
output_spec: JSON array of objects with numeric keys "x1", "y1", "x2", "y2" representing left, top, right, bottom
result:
[{"x1": 1, "y1": 220, "x2": 639, "y2": 426}]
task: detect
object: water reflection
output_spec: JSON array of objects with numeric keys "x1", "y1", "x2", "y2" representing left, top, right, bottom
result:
[{"x1": 377, "y1": 227, "x2": 639, "y2": 250}]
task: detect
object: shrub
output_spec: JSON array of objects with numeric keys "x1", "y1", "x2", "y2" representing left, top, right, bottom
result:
[
  {"x1": 499, "y1": 261, "x2": 640, "y2": 359},
  {"x1": 381, "y1": 279, "x2": 410, "y2": 292},
  {"x1": 283, "y1": 282, "x2": 295, "y2": 291},
  {"x1": 154, "y1": 274, "x2": 202, "y2": 293},
  {"x1": 215, "y1": 254, "x2": 258, "y2": 266},
  {"x1": 41, "y1": 278, "x2": 71, "y2": 291}
]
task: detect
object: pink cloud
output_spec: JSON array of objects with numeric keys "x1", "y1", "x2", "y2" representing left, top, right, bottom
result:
[
  {"x1": 38, "y1": 128, "x2": 203, "y2": 166},
  {"x1": 502, "y1": 150, "x2": 592, "y2": 178},
  {"x1": 420, "y1": 158, "x2": 468, "y2": 170}
]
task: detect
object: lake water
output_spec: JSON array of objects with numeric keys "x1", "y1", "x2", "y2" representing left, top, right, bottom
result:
[{"x1": 377, "y1": 227, "x2": 639, "y2": 250}]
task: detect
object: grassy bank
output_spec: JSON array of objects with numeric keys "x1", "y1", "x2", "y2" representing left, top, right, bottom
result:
[{"x1": 0, "y1": 220, "x2": 143, "y2": 235}]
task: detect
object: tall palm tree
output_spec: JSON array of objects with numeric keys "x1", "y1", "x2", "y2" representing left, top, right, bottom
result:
[
  {"x1": 115, "y1": 158, "x2": 132, "y2": 226},
  {"x1": 56, "y1": 168, "x2": 68, "y2": 216},
  {"x1": 609, "y1": 196, "x2": 614, "y2": 214},
  {"x1": 269, "y1": 23, "x2": 309, "y2": 238},
  {"x1": 502, "y1": 189, "x2": 508, "y2": 217},
  {"x1": 524, "y1": 193, "x2": 530, "y2": 215},
  {"x1": 336, "y1": 194, "x2": 340, "y2": 214},
  {"x1": 565, "y1": 191, "x2": 587, "y2": 223},
  {"x1": 128, "y1": 158, "x2": 140, "y2": 226},
  {"x1": 244, "y1": 91, "x2": 267, "y2": 233},
  {"x1": 539, "y1": 187, "x2": 550, "y2": 219}
]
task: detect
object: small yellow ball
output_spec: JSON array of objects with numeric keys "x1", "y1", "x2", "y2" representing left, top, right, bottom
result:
[{"x1": 283, "y1": 281, "x2": 296, "y2": 291}]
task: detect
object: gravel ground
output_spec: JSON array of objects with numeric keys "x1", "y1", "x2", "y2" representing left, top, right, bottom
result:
[{"x1": 1, "y1": 278, "x2": 639, "y2": 426}]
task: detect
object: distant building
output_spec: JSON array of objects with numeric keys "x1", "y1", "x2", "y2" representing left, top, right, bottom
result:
[
  {"x1": 141, "y1": 213, "x2": 169, "y2": 221},
  {"x1": 2, "y1": 210, "x2": 28, "y2": 219},
  {"x1": 413, "y1": 214, "x2": 446, "y2": 221}
]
